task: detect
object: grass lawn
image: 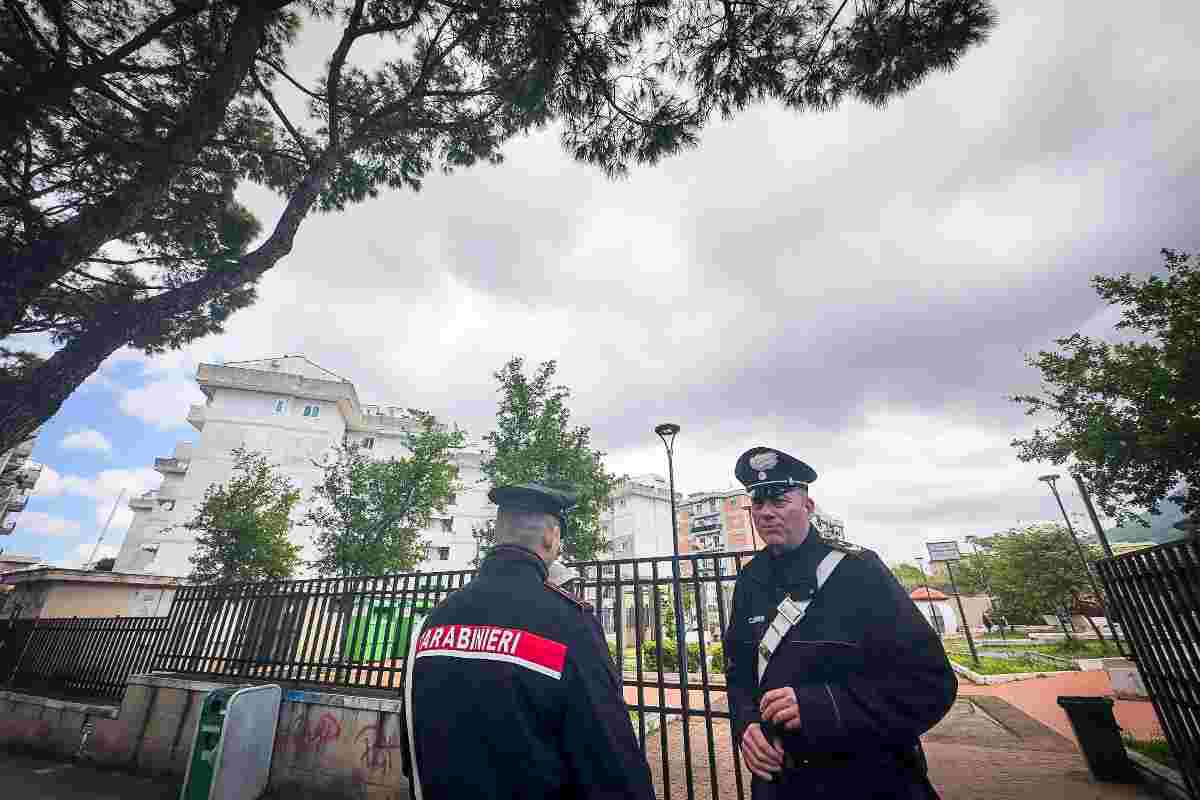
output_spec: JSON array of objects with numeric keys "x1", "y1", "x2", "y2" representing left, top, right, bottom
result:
[
  {"x1": 947, "y1": 650, "x2": 1073, "y2": 675},
  {"x1": 992, "y1": 640, "x2": 1122, "y2": 659},
  {"x1": 1124, "y1": 734, "x2": 1178, "y2": 769}
]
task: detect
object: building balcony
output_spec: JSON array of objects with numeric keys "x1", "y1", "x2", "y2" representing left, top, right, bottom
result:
[
  {"x1": 187, "y1": 403, "x2": 206, "y2": 431},
  {"x1": 154, "y1": 457, "x2": 190, "y2": 475},
  {"x1": 16, "y1": 463, "x2": 41, "y2": 490},
  {"x1": 130, "y1": 491, "x2": 158, "y2": 511},
  {"x1": 6, "y1": 491, "x2": 28, "y2": 512},
  {"x1": 2, "y1": 450, "x2": 29, "y2": 476},
  {"x1": 690, "y1": 517, "x2": 721, "y2": 533}
]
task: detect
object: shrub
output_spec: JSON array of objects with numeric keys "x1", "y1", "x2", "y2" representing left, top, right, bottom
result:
[
  {"x1": 640, "y1": 640, "x2": 704, "y2": 671},
  {"x1": 708, "y1": 643, "x2": 724, "y2": 673}
]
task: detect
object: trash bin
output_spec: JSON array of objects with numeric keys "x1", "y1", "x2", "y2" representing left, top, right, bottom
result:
[{"x1": 1056, "y1": 695, "x2": 1137, "y2": 782}]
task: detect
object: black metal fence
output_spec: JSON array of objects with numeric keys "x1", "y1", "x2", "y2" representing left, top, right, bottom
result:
[
  {"x1": 1096, "y1": 537, "x2": 1200, "y2": 798},
  {"x1": 153, "y1": 570, "x2": 474, "y2": 690},
  {"x1": 2, "y1": 616, "x2": 170, "y2": 702},
  {"x1": 154, "y1": 551, "x2": 755, "y2": 800}
]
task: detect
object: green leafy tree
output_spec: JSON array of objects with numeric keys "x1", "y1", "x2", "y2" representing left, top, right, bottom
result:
[
  {"x1": 185, "y1": 447, "x2": 302, "y2": 583},
  {"x1": 475, "y1": 357, "x2": 615, "y2": 561},
  {"x1": 945, "y1": 553, "x2": 991, "y2": 596},
  {"x1": 978, "y1": 523, "x2": 1104, "y2": 637},
  {"x1": 306, "y1": 412, "x2": 464, "y2": 577},
  {"x1": 0, "y1": 0, "x2": 996, "y2": 453},
  {"x1": 889, "y1": 562, "x2": 928, "y2": 591},
  {"x1": 1012, "y1": 249, "x2": 1200, "y2": 526}
]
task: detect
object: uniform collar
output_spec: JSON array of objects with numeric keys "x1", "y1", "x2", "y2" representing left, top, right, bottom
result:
[
  {"x1": 745, "y1": 524, "x2": 828, "y2": 586},
  {"x1": 480, "y1": 543, "x2": 550, "y2": 581}
]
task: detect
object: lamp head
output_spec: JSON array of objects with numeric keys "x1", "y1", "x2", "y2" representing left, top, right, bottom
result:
[
  {"x1": 1038, "y1": 473, "x2": 1061, "y2": 484},
  {"x1": 654, "y1": 422, "x2": 680, "y2": 438}
]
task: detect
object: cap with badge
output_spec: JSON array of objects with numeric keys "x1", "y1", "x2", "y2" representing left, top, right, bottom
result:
[
  {"x1": 488, "y1": 482, "x2": 578, "y2": 527},
  {"x1": 734, "y1": 447, "x2": 818, "y2": 500}
]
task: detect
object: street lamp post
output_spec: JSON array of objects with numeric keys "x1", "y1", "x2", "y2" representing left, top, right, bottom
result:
[
  {"x1": 655, "y1": 422, "x2": 694, "y2": 799},
  {"x1": 655, "y1": 424, "x2": 682, "y2": 560},
  {"x1": 1039, "y1": 473, "x2": 1112, "y2": 647}
]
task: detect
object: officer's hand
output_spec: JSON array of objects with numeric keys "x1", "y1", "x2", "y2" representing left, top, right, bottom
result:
[
  {"x1": 760, "y1": 687, "x2": 802, "y2": 730},
  {"x1": 740, "y1": 723, "x2": 784, "y2": 781}
]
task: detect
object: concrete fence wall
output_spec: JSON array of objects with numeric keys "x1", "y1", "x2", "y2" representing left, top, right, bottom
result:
[{"x1": 0, "y1": 674, "x2": 412, "y2": 800}]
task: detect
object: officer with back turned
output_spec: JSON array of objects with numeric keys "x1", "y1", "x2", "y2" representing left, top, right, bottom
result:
[
  {"x1": 722, "y1": 447, "x2": 956, "y2": 800},
  {"x1": 402, "y1": 482, "x2": 654, "y2": 800}
]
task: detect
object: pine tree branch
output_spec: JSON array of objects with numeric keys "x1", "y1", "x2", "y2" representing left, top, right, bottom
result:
[{"x1": 252, "y1": 65, "x2": 313, "y2": 163}]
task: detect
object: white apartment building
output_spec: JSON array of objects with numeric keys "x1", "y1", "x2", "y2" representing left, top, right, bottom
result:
[
  {"x1": 113, "y1": 356, "x2": 494, "y2": 577},
  {"x1": 0, "y1": 428, "x2": 44, "y2": 537},
  {"x1": 599, "y1": 474, "x2": 678, "y2": 559}
]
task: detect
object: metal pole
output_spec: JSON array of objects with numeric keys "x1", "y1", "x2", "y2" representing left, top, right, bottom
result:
[
  {"x1": 85, "y1": 488, "x2": 126, "y2": 569},
  {"x1": 1040, "y1": 475, "x2": 1109, "y2": 646},
  {"x1": 1071, "y1": 473, "x2": 1125, "y2": 653},
  {"x1": 655, "y1": 423, "x2": 693, "y2": 800},
  {"x1": 945, "y1": 562, "x2": 979, "y2": 667},
  {"x1": 1073, "y1": 473, "x2": 1115, "y2": 558}
]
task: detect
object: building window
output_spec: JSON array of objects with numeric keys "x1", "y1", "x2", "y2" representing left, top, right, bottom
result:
[
  {"x1": 361, "y1": 437, "x2": 375, "y2": 450},
  {"x1": 440, "y1": 518, "x2": 454, "y2": 533},
  {"x1": 303, "y1": 404, "x2": 321, "y2": 418},
  {"x1": 438, "y1": 547, "x2": 450, "y2": 561},
  {"x1": 273, "y1": 398, "x2": 289, "y2": 415}
]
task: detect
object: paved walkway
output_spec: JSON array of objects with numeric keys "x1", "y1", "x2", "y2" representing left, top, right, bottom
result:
[
  {"x1": 638, "y1": 691, "x2": 1157, "y2": 800},
  {"x1": 0, "y1": 753, "x2": 178, "y2": 800},
  {"x1": 956, "y1": 671, "x2": 1164, "y2": 742}
]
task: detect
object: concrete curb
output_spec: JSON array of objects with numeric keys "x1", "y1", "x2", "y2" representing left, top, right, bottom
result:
[
  {"x1": 950, "y1": 660, "x2": 1076, "y2": 685},
  {"x1": 0, "y1": 690, "x2": 119, "y2": 719}
]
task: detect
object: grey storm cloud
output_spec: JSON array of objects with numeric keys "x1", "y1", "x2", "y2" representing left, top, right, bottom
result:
[{"x1": 97, "y1": 0, "x2": 1200, "y2": 563}]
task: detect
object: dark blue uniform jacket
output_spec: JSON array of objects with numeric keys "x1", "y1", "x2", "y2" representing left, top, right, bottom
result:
[
  {"x1": 405, "y1": 545, "x2": 654, "y2": 800},
  {"x1": 722, "y1": 529, "x2": 956, "y2": 799}
]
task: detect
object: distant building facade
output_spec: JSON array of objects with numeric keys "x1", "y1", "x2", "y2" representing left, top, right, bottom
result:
[
  {"x1": 598, "y1": 474, "x2": 677, "y2": 559},
  {"x1": 0, "y1": 553, "x2": 44, "y2": 573},
  {"x1": 0, "y1": 568, "x2": 181, "y2": 619},
  {"x1": 678, "y1": 489, "x2": 846, "y2": 554},
  {"x1": 0, "y1": 429, "x2": 43, "y2": 536},
  {"x1": 113, "y1": 356, "x2": 494, "y2": 577}
]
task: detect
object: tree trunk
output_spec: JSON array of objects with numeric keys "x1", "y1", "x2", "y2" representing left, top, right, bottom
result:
[
  {"x1": 0, "y1": 2, "x2": 270, "y2": 339},
  {"x1": 0, "y1": 145, "x2": 339, "y2": 452}
]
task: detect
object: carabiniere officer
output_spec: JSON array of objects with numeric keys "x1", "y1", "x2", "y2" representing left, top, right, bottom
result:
[
  {"x1": 722, "y1": 447, "x2": 956, "y2": 800},
  {"x1": 402, "y1": 482, "x2": 654, "y2": 800}
]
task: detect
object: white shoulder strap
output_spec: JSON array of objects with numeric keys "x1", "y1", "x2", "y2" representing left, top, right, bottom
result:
[
  {"x1": 404, "y1": 615, "x2": 429, "y2": 800},
  {"x1": 757, "y1": 550, "x2": 846, "y2": 682}
]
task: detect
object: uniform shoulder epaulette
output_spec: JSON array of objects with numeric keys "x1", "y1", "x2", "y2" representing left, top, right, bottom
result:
[
  {"x1": 544, "y1": 580, "x2": 593, "y2": 612},
  {"x1": 819, "y1": 534, "x2": 865, "y2": 556}
]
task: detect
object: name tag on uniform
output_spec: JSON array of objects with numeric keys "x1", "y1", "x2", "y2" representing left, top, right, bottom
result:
[{"x1": 748, "y1": 616, "x2": 765, "y2": 623}]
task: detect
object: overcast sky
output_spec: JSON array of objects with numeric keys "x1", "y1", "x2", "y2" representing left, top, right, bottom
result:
[{"x1": 9, "y1": 0, "x2": 1198, "y2": 569}]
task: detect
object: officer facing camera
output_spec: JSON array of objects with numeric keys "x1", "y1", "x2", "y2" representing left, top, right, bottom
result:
[{"x1": 723, "y1": 447, "x2": 956, "y2": 800}]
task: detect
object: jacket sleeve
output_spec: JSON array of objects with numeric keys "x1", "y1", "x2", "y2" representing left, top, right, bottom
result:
[
  {"x1": 722, "y1": 580, "x2": 762, "y2": 746},
  {"x1": 785, "y1": 553, "x2": 957, "y2": 754},
  {"x1": 560, "y1": 626, "x2": 655, "y2": 800}
]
